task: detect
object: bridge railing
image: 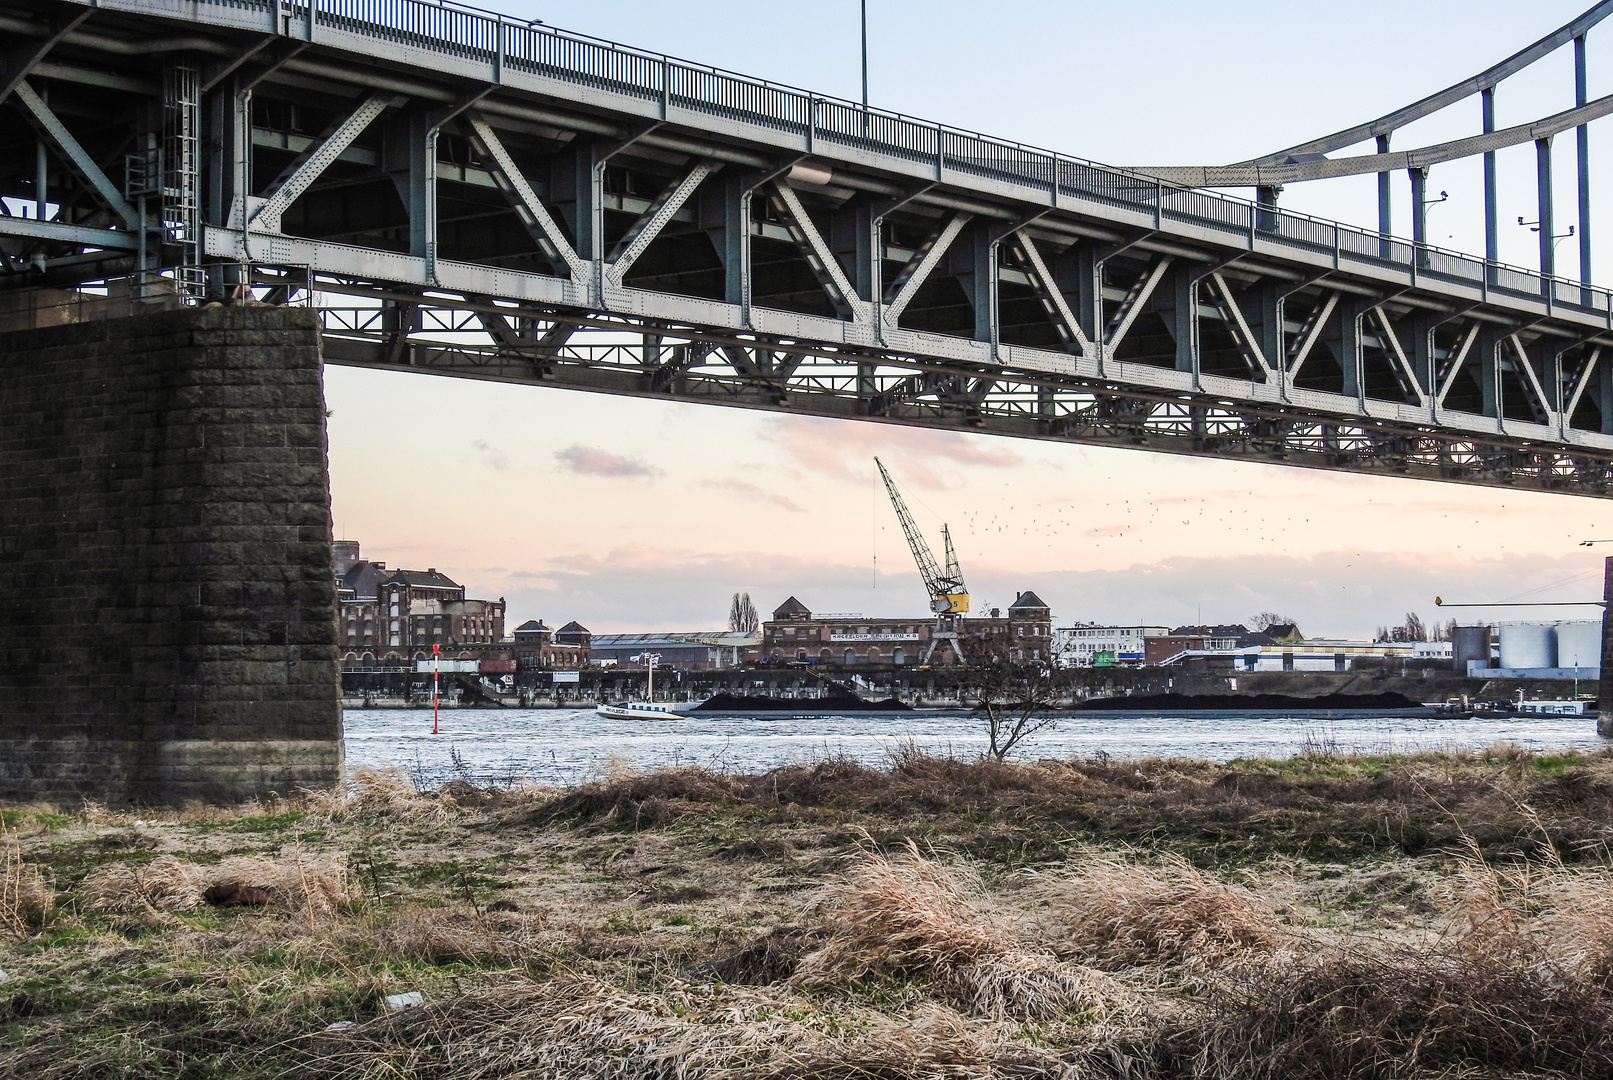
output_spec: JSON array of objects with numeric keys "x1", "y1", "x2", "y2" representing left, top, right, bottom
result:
[{"x1": 155, "y1": 0, "x2": 1613, "y2": 316}]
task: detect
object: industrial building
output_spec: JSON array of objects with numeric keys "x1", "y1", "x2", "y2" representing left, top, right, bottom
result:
[
  {"x1": 1056, "y1": 624, "x2": 1299, "y2": 668},
  {"x1": 333, "y1": 541, "x2": 506, "y2": 666},
  {"x1": 510, "y1": 620, "x2": 589, "y2": 671},
  {"x1": 1055, "y1": 626, "x2": 1171, "y2": 667},
  {"x1": 588, "y1": 632, "x2": 759, "y2": 670},
  {"x1": 762, "y1": 594, "x2": 1053, "y2": 665},
  {"x1": 1168, "y1": 639, "x2": 1455, "y2": 672},
  {"x1": 1460, "y1": 621, "x2": 1602, "y2": 679}
]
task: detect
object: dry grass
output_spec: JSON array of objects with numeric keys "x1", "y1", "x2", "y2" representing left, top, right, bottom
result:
[
  {"x1": 0, "y1": 832, "x2": 52, "y2": 935},
  {"x1": 374, "y1": 906, "x2": 551, "y2": 966},
  {"x1": 1033, "y1": 855, "x2": 1292, "y2": 971},
  {"x1": 793, "y1": 841, "x2": 1133, "y2": 1021},
  {"x1": 82, "y1": 853, "x2": 207, "y2": 913},
  {"x1": 292, "y1": 975, "x2": 1066, "y2": 1080},
  {"x1": 1429, "y1": 836, "x2": 1613, "y2": 982},
  {"x1": 15, "y1": 751, "x2": 1613, "y2": 1079},
  {"x1": 1169, "y1": 943, "x2": 1613, "y2": 1080},
  {"x1": 81, "y1": 851, "x2": 356, "y2": 914}
]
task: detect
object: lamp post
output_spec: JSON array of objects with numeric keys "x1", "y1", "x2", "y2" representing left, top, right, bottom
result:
[
  {"x1": 860, "y1": 0, "x2": 868, "y2": 110},
  {"x1": 631, "y1": 652, "x2": 662, "y2": 702}
]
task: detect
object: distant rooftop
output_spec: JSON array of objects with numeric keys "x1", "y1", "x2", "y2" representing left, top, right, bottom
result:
[{"x1": 382, "y1": 568, "x2": 461, "y2": 590}]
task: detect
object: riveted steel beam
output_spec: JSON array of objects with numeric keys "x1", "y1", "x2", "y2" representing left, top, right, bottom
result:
[{"x1": 251, "y1": 91, "x2": 401, "y2": 233}]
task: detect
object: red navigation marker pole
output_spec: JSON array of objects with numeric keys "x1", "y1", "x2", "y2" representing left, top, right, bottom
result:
[{"x1": 432, "y1": 643, "x2": 441, "y2": 735}]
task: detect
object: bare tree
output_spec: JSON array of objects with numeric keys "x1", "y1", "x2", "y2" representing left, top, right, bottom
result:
[
  {"x1": 728, "y1": 592, "x2": 760, "y2": 633},
  {"x1": 963, "y1": 663, "x2": 1060, "y2": 760},
  {"x1": 1248, "y1": 611, "x2": 1300, "y2": 632},
  {"x1": 1403, "y1": 611, "x2": 1427, "y2": 642}
]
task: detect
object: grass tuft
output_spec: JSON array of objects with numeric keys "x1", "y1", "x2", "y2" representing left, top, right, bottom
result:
[
  {"x1": 1036, "y1": 854, "x2": 1291, "y2": 970},
  {"x1": 793, "y1": 840, "x2": 1132, "y2": 1021},
  {"x1": 82, "y1": 852, "x2": 356, "y2": 914},
  {"x1": 0, "y1": 830, "x2": 52, "y2": 935}
]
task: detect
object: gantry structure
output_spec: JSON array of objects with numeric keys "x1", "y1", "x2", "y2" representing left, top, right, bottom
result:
[{"x1": 4, "y1": 0, "x2": 1613, "y2": 495}]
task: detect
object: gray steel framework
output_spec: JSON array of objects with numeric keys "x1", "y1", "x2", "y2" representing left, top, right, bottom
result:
[
  {"x1": 1150, "y1": 2, "x2": 1610, "y2": 296},
  {"x1": 3, "y1": 0, "x2": 1613, "y2": 496}
]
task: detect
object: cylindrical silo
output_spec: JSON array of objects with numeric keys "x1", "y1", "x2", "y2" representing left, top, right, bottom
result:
[
  {"x1": 1452, "y1": 625, "x2": 1492, "y2": 671},
  {"x1": 1554, "y1": 621, "x2": 1602, "y2": 669},
  {"x1": 1499, "y1": 623, "x2": 1556, "y2": 670}
]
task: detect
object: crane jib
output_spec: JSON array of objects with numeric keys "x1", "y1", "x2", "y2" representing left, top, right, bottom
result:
[{"x1": 874, "y1": 458, "x2": 971, "y2": 616}]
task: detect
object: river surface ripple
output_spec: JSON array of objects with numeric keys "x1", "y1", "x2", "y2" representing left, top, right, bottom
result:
[{"x1": 341, "y1": 708, "x2": 1608, "y2": 788}]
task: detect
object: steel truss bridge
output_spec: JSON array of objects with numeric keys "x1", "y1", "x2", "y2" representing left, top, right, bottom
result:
[{"x1": 5, "y1": 0, "x2": 1613, "y2": 495}]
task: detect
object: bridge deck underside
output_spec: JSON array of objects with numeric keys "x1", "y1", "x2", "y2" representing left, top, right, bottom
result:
[{"x1": 2, "y1": 0, "x2": 1612, "y2": 494}]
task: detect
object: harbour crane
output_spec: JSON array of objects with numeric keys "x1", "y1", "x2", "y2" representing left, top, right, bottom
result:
[{"x1": 874, "y1": 458, "x2": 969, "y2": 664}]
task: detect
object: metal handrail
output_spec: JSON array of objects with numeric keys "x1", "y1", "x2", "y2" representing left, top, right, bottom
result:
[{"x1": 136, "y1": 0, "x2": 1613, "y2": 313}]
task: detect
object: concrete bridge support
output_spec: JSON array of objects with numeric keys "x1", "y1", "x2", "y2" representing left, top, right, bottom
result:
[{"x1": 0, "y1": 305, "x2": 341, "y2": 805}]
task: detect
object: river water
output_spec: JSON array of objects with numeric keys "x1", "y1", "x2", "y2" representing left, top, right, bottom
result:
[{"x1": 341, "y1": 707, "x2": 1608, "y2": 788}]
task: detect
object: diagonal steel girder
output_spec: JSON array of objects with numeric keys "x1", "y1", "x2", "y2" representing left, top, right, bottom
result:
[
  {"x1": 768, "y1": 180, "x2": 870, "y2": 323},
  {"x1": 605, "y1": 158, "x2": 719, "y2": 285},
  {"x1": 462, "y1": 114, "x2": 588, "y2": 284},
  {"x1": 0, "y1": 9, "x2": 90, "y2": 106},
  {"x1": 11, "y1": 80, "x2": 137, "y2": 228},
  {"x1": 882, "y1": 211, "x2": 971, "y2": 327},
  {"x1": 1012, "y1": 234, "x2": 1092, "y2": 357},
  {"x1": 251, "y1": 91, "x2": 403, "y2": 233}
]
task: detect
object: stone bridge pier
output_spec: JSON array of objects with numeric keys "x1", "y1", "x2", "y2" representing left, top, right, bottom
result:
[{"x1": 0, "y1": 305, "x2": 342, "y2": 805}]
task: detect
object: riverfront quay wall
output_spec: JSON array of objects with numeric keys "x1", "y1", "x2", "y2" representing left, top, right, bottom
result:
[
  {"x1": 0, "y1": 305, "x2": 342, "y2": 804},
  {"x1": 345, "y1": 664, "x2": 1522, "y2": 709}
]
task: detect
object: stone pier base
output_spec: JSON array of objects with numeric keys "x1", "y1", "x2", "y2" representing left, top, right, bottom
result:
[{"x1": 0, "y1": 305, "x2": 341, "y2": 805}]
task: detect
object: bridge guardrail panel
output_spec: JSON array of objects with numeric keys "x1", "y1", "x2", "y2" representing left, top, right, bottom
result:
[
  {"x1": 669, "y1": 65, "x2": 807, "y2": 134},
  {"x1": 814, "y1": 103, "x2": 938, "y2": 161},
  {"x1": 315, "y1": 1, "x2": 492, "y2": 60},
  {"x1": 1159, "y1": 188, "x2": 1252, "y2": 236}
]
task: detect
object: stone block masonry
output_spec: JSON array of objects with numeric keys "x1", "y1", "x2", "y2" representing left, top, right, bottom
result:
[{"x1": 0, "y1": 305, "x2": 341, "y2": 804}]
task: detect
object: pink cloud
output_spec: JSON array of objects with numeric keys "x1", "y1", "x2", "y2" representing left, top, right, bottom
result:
[
  {"x1": 701, "y1": 477, "x2": 805, "y2": 512},
  {"x1": 554, "y1": 444, "x2": 661, "y2": 478},
  {"x1": 763, "y1": 416, "x2": 1020, "y2": 489}
]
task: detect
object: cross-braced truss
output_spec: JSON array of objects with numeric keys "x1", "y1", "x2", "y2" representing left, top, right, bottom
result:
[
  {"x1": 2, "y1": 0, "x2": 1613, "y2": 495},
  {"x1": 301, "y1": 276, "x2": 1613, "y2": 497}
]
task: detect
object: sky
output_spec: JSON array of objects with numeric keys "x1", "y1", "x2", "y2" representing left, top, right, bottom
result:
[{"x1": 325, "y1": 0, "x2": 1613, "y2": 639}]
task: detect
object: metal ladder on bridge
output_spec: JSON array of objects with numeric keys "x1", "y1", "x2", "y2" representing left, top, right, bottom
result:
[{"x1": 123, "y1": 63, "x2": 204, "y2": 303}]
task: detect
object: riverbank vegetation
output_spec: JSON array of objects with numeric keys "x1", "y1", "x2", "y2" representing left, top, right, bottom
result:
[{"x1": 5, "y1": 745, "x2": 1613, "y2": 1077}]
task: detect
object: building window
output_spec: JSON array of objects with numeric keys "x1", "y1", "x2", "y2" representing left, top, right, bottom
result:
[
  {"x1": 844, "y1": 649, "x2": 856, "y2": 665},
  {"x1": 892, "y1": 648, "x2": 905, "y2": 665}
]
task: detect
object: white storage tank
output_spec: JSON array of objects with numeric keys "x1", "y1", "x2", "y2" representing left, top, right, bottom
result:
[
  {"x1": 1499, "y1": 623, "x2": 1557, "y2": 670},
  {"x1": 1554, "y1": 621, "x2": 1602, "y2": 669}
]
